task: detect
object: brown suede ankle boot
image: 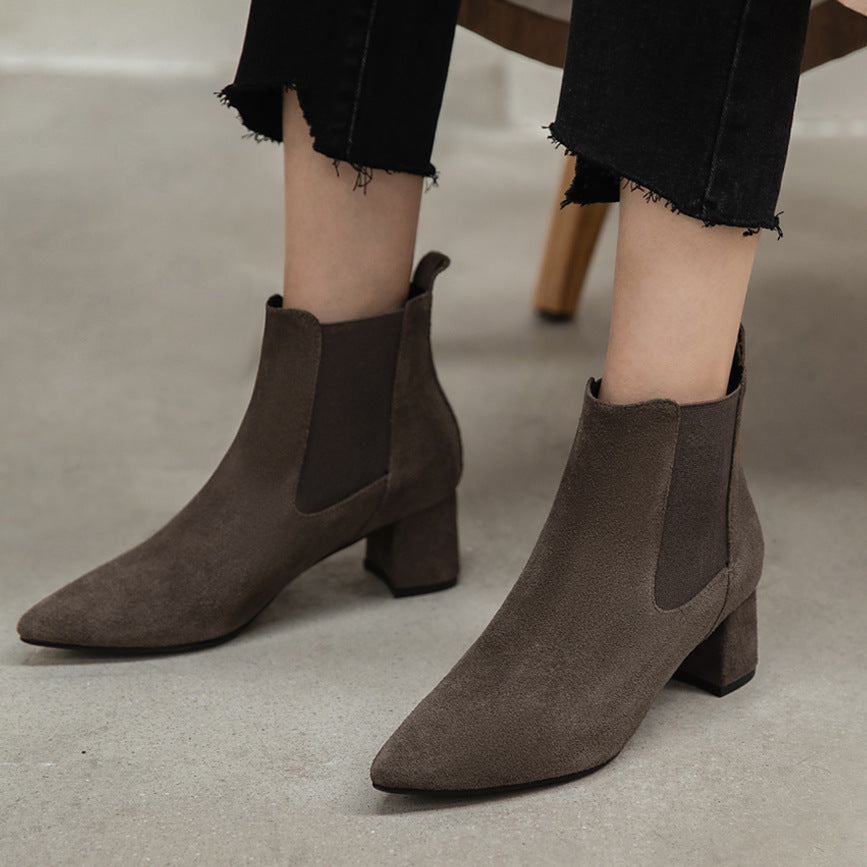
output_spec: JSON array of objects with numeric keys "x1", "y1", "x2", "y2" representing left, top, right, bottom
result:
[
  {"x1": 370, "y1": 328, "x2": 762, "y2": 795},
  {"x1": 17, "y1": 251, "x2": 462, "y2": 651}
]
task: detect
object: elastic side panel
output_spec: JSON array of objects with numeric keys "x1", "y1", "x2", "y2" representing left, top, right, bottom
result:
[
  {"x1": 654, "y1": 395, "x2": 739, "y2": 609},
  {"x1": 296, "y1": 310, "x2": 403, "y2": 513}
]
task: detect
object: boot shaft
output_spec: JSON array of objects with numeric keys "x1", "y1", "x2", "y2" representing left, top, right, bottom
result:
[
  {"x1": 234, "y1": 251, "x2": 462, "y2": 521},
  {"x1": 571, "y1": 325, "x2": 762, "y2": 613}
]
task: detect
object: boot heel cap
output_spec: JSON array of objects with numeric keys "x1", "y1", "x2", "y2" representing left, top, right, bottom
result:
[
  {"x1": 363, "y1": 559, "x2": 457, "y2": 598},
  {"x1": 672, "y1": 667, "x2": 756, "y2": 697}
]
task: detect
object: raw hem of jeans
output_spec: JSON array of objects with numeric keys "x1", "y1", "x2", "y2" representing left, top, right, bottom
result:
[
  {"x1": 215, "y1": 82, "x2": 439, "y2": 192},
  {"x1": 545, "y1": 125, "x2": 783, "y2": 240}
]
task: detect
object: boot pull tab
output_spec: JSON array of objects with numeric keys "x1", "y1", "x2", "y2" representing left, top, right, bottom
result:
[{"x1": 409, "y1": 251, "x2": 451, "y2": 298}]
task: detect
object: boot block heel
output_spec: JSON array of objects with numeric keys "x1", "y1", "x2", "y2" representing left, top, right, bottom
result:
[
  {"x1": 673, "y1": 592, "x2": 758, "y2": 697},
  {"x1": 364, "y1": 493, "x2": 459, "y2": 598}
]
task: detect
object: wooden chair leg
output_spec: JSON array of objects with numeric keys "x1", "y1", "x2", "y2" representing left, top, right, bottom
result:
[{"x1": 533, "y1": 155, "x2": 610, "y2": 321}]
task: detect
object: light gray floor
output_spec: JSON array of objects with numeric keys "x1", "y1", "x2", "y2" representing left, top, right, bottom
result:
[{"x1": 1, "y1": 63, "x2": 866, "y2": 865}]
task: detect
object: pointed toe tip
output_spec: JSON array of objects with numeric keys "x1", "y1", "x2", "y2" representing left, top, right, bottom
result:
[
  {"x1": 370, "y1": 699, "x2": 493, "y2": 794},
  {"x1": 17, "y1": 605, "x2": 47, "y2": 643},
  {"x1": 369, "y1": 745, "x2": 398, "y2": 791},
  {"x1": 369, "y1": 731, "x2": 468, "y2": 795},
  {"x1": 15, "y1": 571, "x2": 135, "y2": 650},
  {"x1": 16, "y1": 592, "x2": 97, "y2": 648},
  {"x1": 17, "y1": 601, "x2": 65, "y2": 646},
  {"x1": 369, "y1": 739, "x2": 423, "y2": 794},
  {"x1": 17, "y1": 630, "x2": 47, "y2": 647}
]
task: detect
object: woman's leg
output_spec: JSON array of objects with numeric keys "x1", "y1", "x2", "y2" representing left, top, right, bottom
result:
[
  {"x1": 281, "y1": 90, "x2": 423, "y2": 323},
  {"x1": 217, "y1": 1, "x2": 461, "y2": 323},
  {"x1": 600, "y1": 183, "x2": 759, "y2": 405}
]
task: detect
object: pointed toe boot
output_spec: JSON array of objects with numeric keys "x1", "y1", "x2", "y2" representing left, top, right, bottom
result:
[
  {"x1": 17, "y1": 251, "x2": 462, "y2": 651},
  {"x1": 371, "y1": 328, "x2": 762, "y2": 795}
]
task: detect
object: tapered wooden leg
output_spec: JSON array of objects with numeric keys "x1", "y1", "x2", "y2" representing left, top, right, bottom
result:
[{"x1": 533, "y1": 155, "x2": 610, "y2": 321}]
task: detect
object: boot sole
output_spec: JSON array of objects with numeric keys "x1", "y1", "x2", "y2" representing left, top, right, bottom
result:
[
  {"x1": 671, "y1": 667, "x2": 756, "y2": 697},
  {"x1": 372, "y1": 758, "x2": 615, "y2": 797},
  {"x1": 19, "y1": 541, "x2": 458, "y2": 654},
  {"x1": 363, "y1": 558, "x2": 457, "y2": 598},
  {"x1": 372, "y1": 662, "x2": 757, "y2": 796}
]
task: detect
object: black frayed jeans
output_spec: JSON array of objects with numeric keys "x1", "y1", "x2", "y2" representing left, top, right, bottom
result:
[{"x1": 218, "y1": 0, "x2": 812, "y2": 235}]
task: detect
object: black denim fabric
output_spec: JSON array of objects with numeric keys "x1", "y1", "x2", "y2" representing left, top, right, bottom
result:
[
  {"x1": 218, "y1": 0, "x2": 812, "y2": 232},
  {"x1": 548, "y1": 0, "x2": 813, "y2": 234},
  {"x1": 218, "y1": 0, "x2": 461, "y2": 179}
]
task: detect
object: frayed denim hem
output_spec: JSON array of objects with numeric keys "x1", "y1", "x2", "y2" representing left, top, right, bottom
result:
[
  {"x1": 545, "y1": 124, "x2": 783, "y2": 240},
  {"x1": 216, "y1": 82, "x2": 440, "y2": 193}
]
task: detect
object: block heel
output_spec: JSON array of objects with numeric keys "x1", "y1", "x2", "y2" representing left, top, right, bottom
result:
[
  {"x1": 364, "y1": 493, "x2": 459, "y2": 598},
  {"x1": 673, "y1": 592, "x2": 758, "y2": 697}
]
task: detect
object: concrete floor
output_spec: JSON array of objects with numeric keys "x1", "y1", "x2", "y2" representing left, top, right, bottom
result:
[{"x1": 1, "y1": 58, "x2": 866, "y2": 865}]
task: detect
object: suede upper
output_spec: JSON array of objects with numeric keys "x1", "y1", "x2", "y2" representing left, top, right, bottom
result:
[
  {"x1": 371, "y1": 332, "x2": 762, "y2": 793},
  {"x1": 17, "y1": 252, "x2": 462, "y2": 650}
]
